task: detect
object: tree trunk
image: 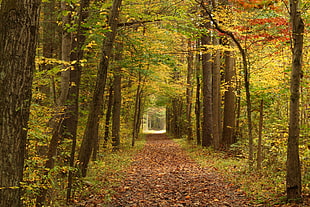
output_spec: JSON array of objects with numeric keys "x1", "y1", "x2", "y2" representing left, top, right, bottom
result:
[
  {"x1": 186, "y1": 40, "x2": 194, "y2": 141},
  {"x1": 66, "y1": 0, "x2": 91, "y2": 201},
  {"x1": 58, "y1": 1, "x2": 72, "y2": 106},
  {"x1": 41, "y1": 0, "x2": 58, "y2": 102},
  {"x1": 199, "y1": 0, "x2": 253, "y2": 166},
  {"x1": 0, "y1": 1, "x2": 41, "y2": 206},
  {"x1": 78, "y1": 0, "x2": 122, "y2": 177},
  {"x1": 201, "y1": 31, "x2": 213, "y2": 147},
  {"x1": 132, "y1": 72, "x2": 143, "y2": 146},
  {"x1": 222, "y1": 50, "x2": 236, "y2": 148},
  {"x1": 212, "y1": 37, "x2": 221, "y2": 149},
  {"x1": 112, "y1": 64, "x2": 122, "y2": 150},
  {"x1": 103, "y1": 83, "x2": 114, "y2": 146},
  {"x1": 195, "y1": 43, "x2": 202, "y2": 145},
  {"x1": 257, "y1": 99, "x2": 264, "y2": 170},
  {"x1": 286, "y1": 0, "x2": 304, "y2": 201}
]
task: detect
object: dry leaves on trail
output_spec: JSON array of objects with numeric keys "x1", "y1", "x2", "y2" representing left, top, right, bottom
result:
[{"x1": 108, "y1": 134, "x2": 251, "y2": 207}]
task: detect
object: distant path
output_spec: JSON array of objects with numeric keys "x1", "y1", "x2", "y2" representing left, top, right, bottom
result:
[{"x1": 109, "y1": 134, "x2": 251, "y2": 206}]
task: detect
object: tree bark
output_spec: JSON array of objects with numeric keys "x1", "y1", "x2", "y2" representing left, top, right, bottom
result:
[
  {"x1": 212, "y1": 36, "x2": 221, "y2": 149},
  {"x1": 78, "y1": 0, "x2": 122, "y2": 177},
  {"x1": 103, "y1": 83, "x2": 114, "y2": 147},
  {"x1": 222, "y1": 50, "x2": 236, "y2": 148},
  {"x1": 0, "y1": 0, "x2": 41, "y2": 206},
  {"x1": 58, "y1": 0, "x2": 72, "y2": 106},
  {"x1": 132, "y1": 72, "x2": 143, "y2": 146},
  {"x1": 66, "y1": 0, "x2": 91, "y2": 201},
  {"x1": 186, "y1": 40, "x2": 194, "y2": 141},
  {"x1": 112, "y1": 56, "x2": 122, "y2": 150},
  {"x1": 201, "y1": 31, "x2": 213, "y2": 147},
  {"x1": 286, "y1": 0, "x2": 304, "y2": 201},
  {"x1": 195, "y1": 42, "x2": 202, "y2": 145}
]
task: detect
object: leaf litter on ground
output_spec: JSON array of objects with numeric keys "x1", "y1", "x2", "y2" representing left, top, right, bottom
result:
[{"x1": 106, "y1": 134, "x2": 252, "y2": 206}]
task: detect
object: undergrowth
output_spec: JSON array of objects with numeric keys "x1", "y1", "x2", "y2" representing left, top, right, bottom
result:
[
  {"x1": 74, "y1": 137, "x2": 146, "y2": 205},
  {"x1": 175, "y1": 139, "x2": 310, "y2": 206}
]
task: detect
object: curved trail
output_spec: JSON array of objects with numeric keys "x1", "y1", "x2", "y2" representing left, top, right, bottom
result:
[{"x1": 109, "y1": 134, "x2": 250, "y2": 206}]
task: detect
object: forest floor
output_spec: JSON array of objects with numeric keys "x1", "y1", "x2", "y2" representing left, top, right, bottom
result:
[{"x1": 104, "y1": 133, "x2": 252, "y2": 206}]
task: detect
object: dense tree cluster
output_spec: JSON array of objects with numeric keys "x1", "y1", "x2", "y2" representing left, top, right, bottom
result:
[{"x1": 0, "y1": 0, "x2": 309, "y2": 205}]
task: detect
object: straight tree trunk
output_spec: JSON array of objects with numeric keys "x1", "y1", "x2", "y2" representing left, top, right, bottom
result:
[
  {"x1": 66, "y1": 0, "x2": 91, "y2": 201},
  {"x1": 201, "y1": 31, "x2": 213, "y2": 147},
  {"x1": 199, "y1": 0, "x2": 253, "y2": 167},
  {"x1": 212, "y1": 37, "x2": 221, "y2": 149},
  {"x1": 186, "y1": 40, "x2": 194, "y2": 141},
  {"x1": 195, "y1": 43, "x2": 202, "y2": 145},
  {"x1": 0, "y1": 1, "x2": 41, "y2": 206},
  {"x1": 132, "y1": 72, "x2": 143, "y2": 146},
  {"x1": 112, "y1": 65, "x2": 122, "y2": 150},
  {"x1": 257, "y1": 99, "x2": 264, "y2": 170},
  {"x1": 222, "y1": 50, "x2": 236, "y2": 148},
  {"x1": 78, "y1": 0, "x2": 122, "y2": 177},
  {"x1": 58, "y1": 1, "x2": 72, "y2": 106},
  {"x1": 286, "y1": 0, "x2": 304, "y2": 201},
  {"x1": 103, "y1": 83, "x2": 114, "y2": 146}
]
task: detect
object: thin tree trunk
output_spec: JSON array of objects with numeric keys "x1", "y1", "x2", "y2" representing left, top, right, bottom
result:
[
  {"x1": 0, "y1": 2, "x2": 41, "y2": 206},
  {"x1": 257, "y1": 99, "x2": 264, "y2": 170},
  {"x1": 286, "y1": 0, "x2": 304, "y2": 201},
  {"x1": 112, "y1": 64, "x2": 122, "y2": 150},
  {"x1": 103, "y1": 84, "x2": 114, "y2": 146},
  {"x1": 212, "y1": 37, "x2": 221, "y2": 149},
  {"x1": 36, "y1": 117, "x2": 64, "y2": 206},
  {"x1": 132, "y1": 72, "x2": 142, "y2": 146},
  {"x1": 78, "y1": 0, "x2": 122, "y2": 177},
  {"x1": 186, "y1": 40, "x2": 194, "y2": 141},
  {"x1": 58, "y1": 1, "x2": 72, "y2": 106},
  {"x1": 66, "y1": 0, "x2": 91, "y2": 202},
  {"x1": 195, "y1": 43, "x2": 202, "y2": 145}
]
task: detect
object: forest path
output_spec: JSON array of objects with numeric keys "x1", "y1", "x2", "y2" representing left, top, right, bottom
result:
[{"x1": 108, "y1": 134, "x2": 251, "y2": 206}]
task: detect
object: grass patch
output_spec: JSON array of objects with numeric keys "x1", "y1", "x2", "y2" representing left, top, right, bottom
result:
[{"x1": 174, "y1": 139, "x2": 288, "y2": 206}]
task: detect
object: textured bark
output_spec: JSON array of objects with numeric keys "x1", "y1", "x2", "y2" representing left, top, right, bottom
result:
[
  {"x1": 0, "y1": 0, "x2": 41, "y2": 206},
  {"x1": 58, "y1": 1, "x2": 72, "y2": 106},
  {"x1": 132, "y1": 72, "x2": 143, "y2": 146},
  {"x1": 103, "y1": 84, "x2": 114, "y2": 146},
  {"x1": 201, "y1": 32, "x2": 213, "y2": 147},
  {"x1": 286, "y1": 0, "x2": 304, "y2": 201},
  {"x1": 78, "y1": 0, "x2": 122, "y2": 177},
  {"x1": 186, "y1": 40, "x2": 194, "y2": 141},
  {"x1": 199, "y1": 0, "x2": 253, "y2": 166},
  {"x1": 222, "y1": 50, "x2": 236, "y2": 148},
  {"x1": 212, "y1": 37, "x2": 221, "y2": 149},
  {"x1": 195, "y1": 43, "x2": 202, "y2": 145},
  {"x1": 112, "y1": 63, "x2": 122, "y2": 150}
]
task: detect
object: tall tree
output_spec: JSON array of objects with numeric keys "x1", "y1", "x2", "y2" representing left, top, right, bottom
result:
[
  {"x1": 222, "y1": 49, "x2": 236, "y2": 148},
  {"x1": 111, "y1": 42, "x2": 123, "y2": 150},
  {"x1": 286, "y1": 0, "x2": 304, "y2": 201},
  {"x1": 78, "y1": 0, "x2": 123, "y2": 177},
  {"x1": 186, "y1": 40, "x2": 194, "y2": 141},
  {"x1": 0, "y1": 0, "x2": 41, "y2": 206},
  {"x1": 201, "y1": 27, "x2": 213, "y2": 147}
]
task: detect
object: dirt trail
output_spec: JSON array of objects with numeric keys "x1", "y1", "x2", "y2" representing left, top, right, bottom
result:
[{"x1": 109, "y1": 134, "x2": 250, "y2": 206}]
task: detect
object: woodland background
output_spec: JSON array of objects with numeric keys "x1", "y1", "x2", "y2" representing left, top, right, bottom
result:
[{"x1": 0, "y1": 0, "x2": 309, "y2": 206}]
